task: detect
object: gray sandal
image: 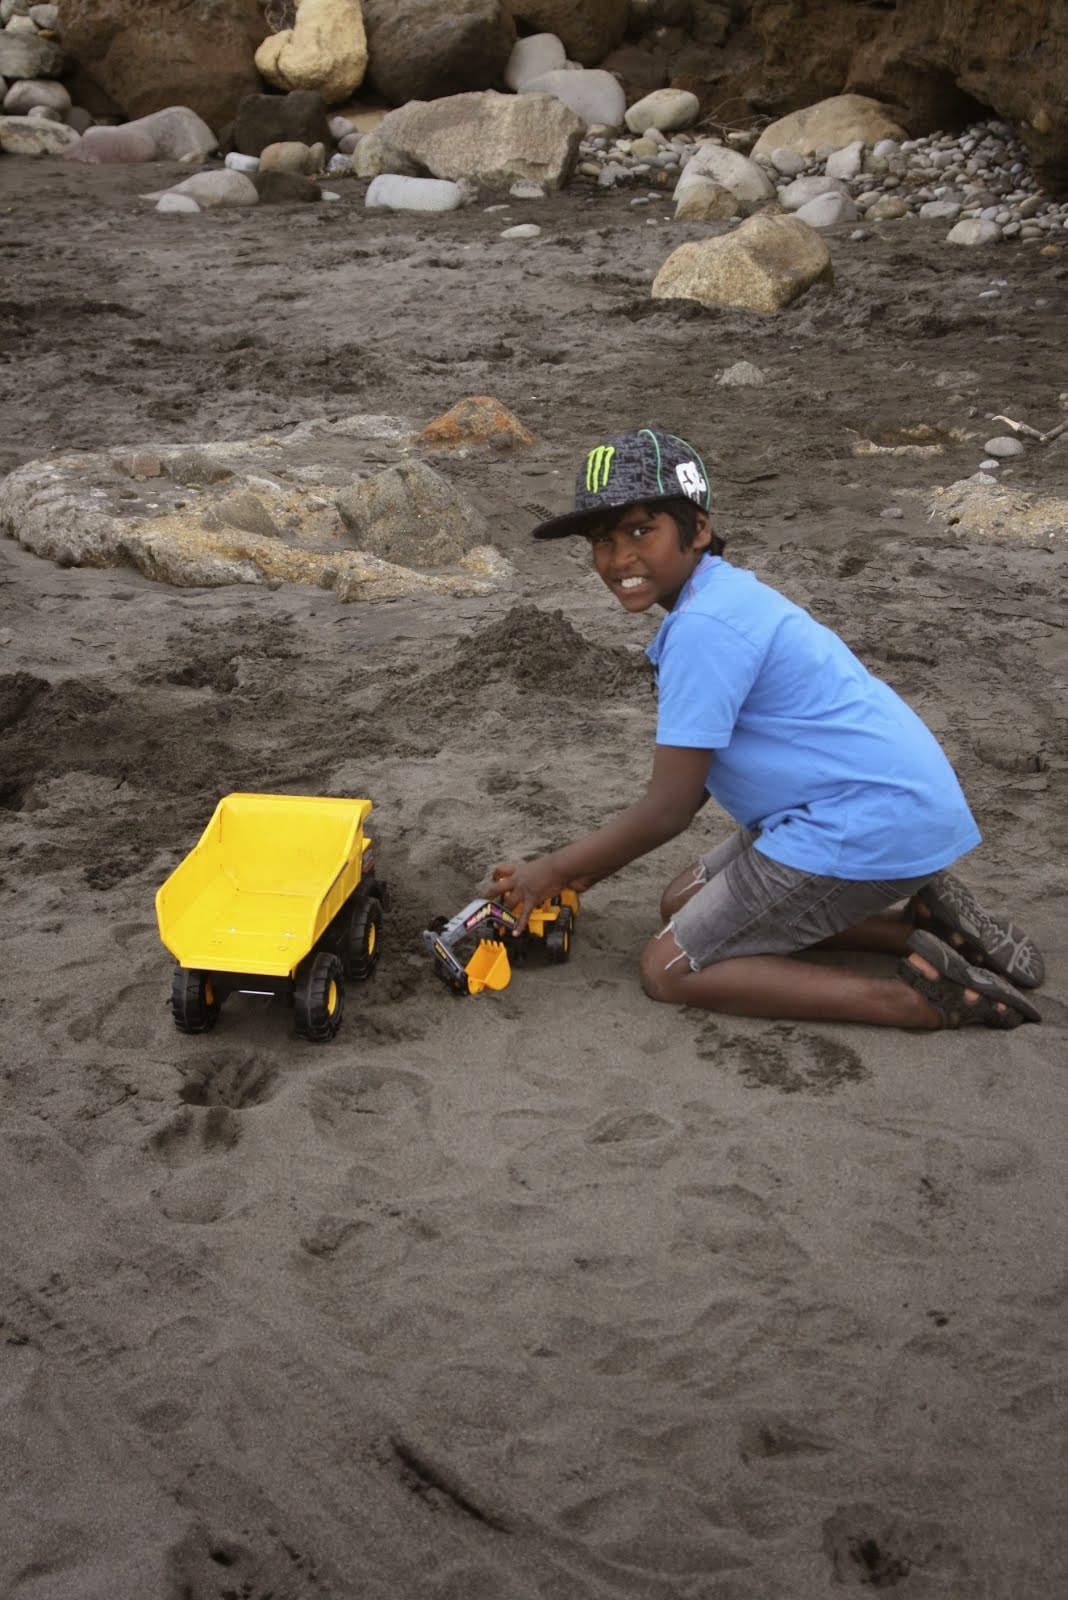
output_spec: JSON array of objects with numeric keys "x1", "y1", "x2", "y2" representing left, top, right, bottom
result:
[
  {"x1": 908, "y1": 870, "x2": 1045, "y2": 989},
  {"x1": 899, "y1": 930, "x2": 1042, "y2": 1030}
]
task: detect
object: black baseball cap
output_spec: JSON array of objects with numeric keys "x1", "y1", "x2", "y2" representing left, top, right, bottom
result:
[{"x1": 531, "y1": 427, "x2": 712, "y2": 540}]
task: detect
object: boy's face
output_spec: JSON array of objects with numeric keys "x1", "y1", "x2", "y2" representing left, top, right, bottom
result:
[{"x1": 587, "y1": 503, "x2": 712, "y2": 613}]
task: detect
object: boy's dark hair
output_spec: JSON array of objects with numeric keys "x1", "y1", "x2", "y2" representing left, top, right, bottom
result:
[{"x1": 659, "y1": 497, "x2": 726, "y2": 556}]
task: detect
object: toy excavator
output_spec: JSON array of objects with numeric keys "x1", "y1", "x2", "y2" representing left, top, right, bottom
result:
[{"x1": 423, "y1": 890, "x2": 579, "y2": 995}]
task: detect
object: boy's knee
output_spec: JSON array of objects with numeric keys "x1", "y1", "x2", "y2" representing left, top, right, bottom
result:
[{"x1": 639, "y1": 931, "x2": 688, "y2": 1003}]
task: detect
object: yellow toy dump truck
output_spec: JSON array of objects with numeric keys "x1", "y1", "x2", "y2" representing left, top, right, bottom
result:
[
  {"x1": 423, "y1": 889, "x2": 579, "y2": 995},
  {"x1": 155, "y1": 793, "x2": 387, "y2": 1041}
]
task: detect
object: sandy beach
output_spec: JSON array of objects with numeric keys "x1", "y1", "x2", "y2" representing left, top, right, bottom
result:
[{"x1": 1, "y1": 157, "x2": 1066, "y2": 1598}]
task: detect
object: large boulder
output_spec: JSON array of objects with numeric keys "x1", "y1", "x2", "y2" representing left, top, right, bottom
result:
[
  {"x1": 507, "y1": 0, "x2": 628, "y2": 66},
  {"x1": 651, "y1": 213, "x2": 833, "y2": 314},
  {"x1": 0, "y1": 32, "x2": 65, "y2": 83},
  {"x1": 57, "y1": 0, "x2": 268, "y2": 129},
  {"x1": 233, "y1": 91, "x2": 332, "y2": 158},
  {"x1": 360, "y1": 0, "x2": 516, "y2": 106},
  {"x1": 752, "y1": 95, "x2": 906, "y2": 160},
  {"x1": 748, "y1": 0, "x2": 1068, "y2": 187},
  {"x1": 254, "y1": 0, "x2": 368, "y2": 105},
  {"x1": 375, "y1": 90, "x2": 585, "y2": 191}
]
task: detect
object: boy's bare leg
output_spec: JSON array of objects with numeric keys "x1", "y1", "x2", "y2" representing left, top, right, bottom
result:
[
  {"x1": 641, "y1": 939, "x2": 938, "y2": 1027},
  {"x1": 637, "y1": 932, "x2": 1021, "y2": 1029}
]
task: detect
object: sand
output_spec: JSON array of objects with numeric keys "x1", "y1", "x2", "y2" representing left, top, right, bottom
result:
[{"x1": 0, "y1": 159, "x2": 1066, "y2": 1599}]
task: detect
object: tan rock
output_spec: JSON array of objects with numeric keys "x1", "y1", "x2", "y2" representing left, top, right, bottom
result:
[
  {"x1": 928, "y1": 478, "x2": 1064, "y2": 549},
  {"x1": 652, "y1": 213, "x2": 833, "y2": 314},
  {"x1": 866, "y1": 194, "x2": 909, "y2": 220},
  {"x1": 752, "y1": 95, "x2": 906, "y2": 160},
  {"x1": 255, "y1": 0, "x2": 368, "y2": 106},
  {"x1": 259, "y1": 140, "x2": 313, "y2": 174},
  {"x1": 674, "y1": 177, "x2": 740, "y2": 222}
]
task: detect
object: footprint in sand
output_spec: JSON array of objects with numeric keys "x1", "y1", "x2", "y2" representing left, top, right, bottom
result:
[
  {"x1": 822, "y1": 1502, "x2": 967, "y2": 1589},
  {"x1": 698, "y1": 1020, "x2": 866, "y2": 1095}
]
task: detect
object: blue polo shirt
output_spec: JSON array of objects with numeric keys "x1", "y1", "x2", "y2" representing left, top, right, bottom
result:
[{"x1": 645, "y1": 556, "x2": 980, "y2": 879}]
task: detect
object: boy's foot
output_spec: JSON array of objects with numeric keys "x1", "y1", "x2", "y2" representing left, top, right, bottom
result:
[
  {"x1": 908, "y1": 871, "x2": 1045, "y2": 989},
  {"x1": 899, "y1": 930, "x2": 1042, "y2": 1030}
]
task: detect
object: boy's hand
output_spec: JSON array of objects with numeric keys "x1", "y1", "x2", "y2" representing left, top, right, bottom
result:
[{"x1": 487, "y1": 859, "x2": 562, "y2": 934}]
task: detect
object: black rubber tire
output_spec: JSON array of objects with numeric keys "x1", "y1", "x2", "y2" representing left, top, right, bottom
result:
[
  {"x1": 171, "y1": 967, "x2": 221, "y2": 1033},
  {"x1": 545, "y1": 911, "x2": 573, "y2": 965},
  {"x1": 294, "y1": 951, "x2": 345, "y2": 1041},
  {"x1": 345, "y1": 894, "x2": 382, "y2": 981}
]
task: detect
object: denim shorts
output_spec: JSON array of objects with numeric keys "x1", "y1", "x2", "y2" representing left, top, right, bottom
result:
[{"x1": 668, "y1": 828, "x2": 931, "y2": 970}]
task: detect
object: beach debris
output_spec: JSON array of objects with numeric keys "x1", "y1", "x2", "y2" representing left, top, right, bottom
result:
[{"x1": 990, "y1": 414, "x2": 1067, "y2": 444}]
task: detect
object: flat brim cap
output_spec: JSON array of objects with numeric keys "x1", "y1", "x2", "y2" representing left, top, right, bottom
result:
[{"x1": 531, "y1": 427, "x2": 711, "y2": 539}]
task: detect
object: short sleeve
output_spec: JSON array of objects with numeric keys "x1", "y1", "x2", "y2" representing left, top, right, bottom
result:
[{"x1": 655, "y1": 614, "x2": 764, "y2": 749}]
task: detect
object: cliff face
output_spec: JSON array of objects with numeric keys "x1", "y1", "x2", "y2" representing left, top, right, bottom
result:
[{"x1": 743, "y1": 0, "x2": 1067, "y2": 187}]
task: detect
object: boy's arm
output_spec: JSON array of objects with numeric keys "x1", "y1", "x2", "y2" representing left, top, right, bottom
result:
[{"x1": 490, "y1": 744, "x2": 712, "y2": 929}]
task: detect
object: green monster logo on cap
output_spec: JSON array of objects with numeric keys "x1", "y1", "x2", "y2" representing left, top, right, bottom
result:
[{"x1": 585, "y1": 445, "x2": 616, "y2": 493}]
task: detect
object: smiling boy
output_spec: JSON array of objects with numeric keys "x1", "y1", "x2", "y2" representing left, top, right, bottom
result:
[{"x1": 489, "y1": 427, "x2": 1044, "y2": 1031}]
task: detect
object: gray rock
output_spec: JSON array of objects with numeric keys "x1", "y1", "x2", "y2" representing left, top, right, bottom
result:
[
  {"x1": 519, "y1": 68, "x2": 625, "y2": 129},
  {"x1": 156, "y1": 192, "x2": 200, "y2": 214},
  {"x1": 947, "y1": 218, "x2": 1002, "y2": 245},
  {"x1": 718, "y1": 360, "x2": 766, "y2": 387},
  {"x1": 624, "y1": 88, "x2": 698, "y2": 135},
  {"x1": 779, "y1": 174, "x2": 850, "y2": 210},
  {"x1": 767, "y1": 146, "x2": 807, "y2": 176},
  {"x1": 365, "y1": 173, "x2": 463, "y2": 212},
  {"x1": 3, "y1": 76, "x2": 69, "y2": 114},
  {"x1": 335, "y1": 457, "x2": 489, "y2": 567},
  {"x1": 376, "y1": 89, "x2": 584, "y2": 192},
  {"x1": 504, "y1": 31, "x2": 565, "y2": 91},
  {"x1": 794, "y1": 190, "x2": 858, "y2": 227},
  {"x1": 982, "y1": 435, "x2": 1025, "y2": 457}
]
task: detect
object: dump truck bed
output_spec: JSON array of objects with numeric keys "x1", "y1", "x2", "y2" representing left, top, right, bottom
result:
[{"x1": 155, "y1": 793, "x2": 373, "y2": 977}]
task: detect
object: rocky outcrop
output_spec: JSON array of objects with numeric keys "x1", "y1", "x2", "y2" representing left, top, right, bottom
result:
[
  {"x1": 746, "y1": 0, "x2": 1068, "y2": 187},
  {"x1": 59, "y1": 0, "x2": 268, "y2": 130},
  {"x1": 360, "y1": 0, "x2": 516, "y2": 106}
]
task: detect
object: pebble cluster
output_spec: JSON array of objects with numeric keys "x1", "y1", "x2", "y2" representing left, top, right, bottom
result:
[{"x1": 578, "y1": 118, "x2": 1068, "y2": 245}]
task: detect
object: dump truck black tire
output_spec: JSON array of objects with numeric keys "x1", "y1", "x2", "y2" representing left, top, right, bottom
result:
[
  {"x1": 171, "y1": 967, "x2": 221, "y2": 1033},
  {"x1": 294, "y1": 951, "x2": 345, "y2": 1041}
]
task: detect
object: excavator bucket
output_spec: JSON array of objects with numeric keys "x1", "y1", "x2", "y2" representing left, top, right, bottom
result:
[{"x1": 464, "y1": 938, "x2": 511, "y2": 994}]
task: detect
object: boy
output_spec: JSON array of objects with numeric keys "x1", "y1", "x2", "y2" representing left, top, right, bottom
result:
[{"x1": 489, "y1": 427, "x2": 1044, "y2": 1031}]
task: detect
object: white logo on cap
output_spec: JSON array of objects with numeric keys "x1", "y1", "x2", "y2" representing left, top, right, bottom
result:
[{"x1": 675, "y1": 461, "x2": 707, "y2": 501}]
